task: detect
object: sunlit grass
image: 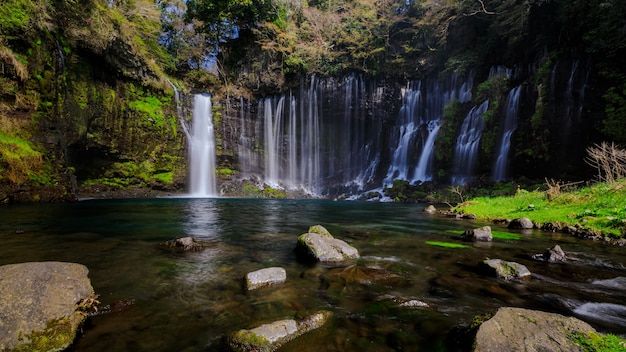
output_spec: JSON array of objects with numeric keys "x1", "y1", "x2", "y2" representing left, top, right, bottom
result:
[{"x1": 456, "y1": 180, "x2": 626, "y2": 238}]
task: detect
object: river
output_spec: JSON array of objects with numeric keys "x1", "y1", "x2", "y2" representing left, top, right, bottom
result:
[{"x1": 1, "y1": 198, "x2": 625, "y2": 351}]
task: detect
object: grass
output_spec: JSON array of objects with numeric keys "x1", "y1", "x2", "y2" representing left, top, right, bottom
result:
[
  {"x1": 425, "y1": 241, "x2": 470, "y2": 249},
  {"x1": 571, "y1": 331, "x2": 626, "y2": 351},
  {"x1": 456, "y1": 180, "x2": 626, "y2": 238}
]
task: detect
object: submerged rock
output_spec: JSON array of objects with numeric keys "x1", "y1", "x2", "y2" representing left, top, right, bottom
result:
[
  {"x1": 532, "y1": 244, "x2": 568, "y2": 263},
  {"x1": 245, "y1": 267, "x2": 287, "y2": 290},
  {"x1": 228, "y1": 310, "x2": 332, "y2": 352},
  {"x1": 159, "y1": 236, "x2": 204, "y2": 252},
  {"x1": 462, "y1": 225, "x2": 493, "y2": 242},
  {"x1": 295, "y1": 228, "x2": 359, "y2": 262},
  {"x1": 0, "y1": 262, "x2": 95, "y2": 352},
  {"x1": 482, "y1": 259, "x2": 531, "y2": 280},
  {"x1": 474, "y1": 307, "x2": 596, "y2": 352}
]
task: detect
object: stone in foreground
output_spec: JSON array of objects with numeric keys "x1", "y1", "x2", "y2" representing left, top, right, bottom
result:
[
  {"x1": 295, "y1": 229, "x2": 359, "y2": 262},
  {"x1": 0, "y1": 262, "x2": 95, "y2": 352},
  {"x1": 482, "y1": 259, "x2": 531, "y2": 280},
  {"x1": 474, "y1": 307, "x2": 596, "y2": 352},
  {"x1": 245, "y1": 267, "x2": 287, "y2": 290},
  {"x1": 228, "y1": 310, "x2": 332, "y2": 352}
]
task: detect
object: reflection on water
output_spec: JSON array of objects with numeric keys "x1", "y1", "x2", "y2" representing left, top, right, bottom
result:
[{"x1": 0, "y1": 198, "x2": 625, "y2": 351}]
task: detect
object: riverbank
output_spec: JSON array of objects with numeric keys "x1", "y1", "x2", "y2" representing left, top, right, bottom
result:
[{"x1": 454, "y1": 179, "x2": 626, "y2": 240}]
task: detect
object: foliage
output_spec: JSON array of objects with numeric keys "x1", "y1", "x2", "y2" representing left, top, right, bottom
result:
[
  {"x1": 456, "y1": 179, "x2": 626, "y2": 238},
  {"x1": 571, "y1": 331, "x2": 626, "y2": 352}
]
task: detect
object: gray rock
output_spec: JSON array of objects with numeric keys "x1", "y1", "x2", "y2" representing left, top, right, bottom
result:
[
  {"x1": 0, "y1": 262, "x2": 95, "y2": 352},
  {"x1": 532, "y1": 244, "x2": 568, "y2": 263},
  {"x1": 474, "y1": 307, "x2": 596, "y2": 352},
  {"x1": 245, "y1": 267, "x2": 287, "y2": 290},
  {"x1": 482, "y1": 259, "x2": 531, "y2": 280},
  {"x1": 228, "y1": 310, "x2": 332, "y2": 352},
  {"x1": 423, "y1": 205, "x2": 437, "y2": 214},
  {"x1": 160, "y1": 236, "x2": 204, "y2": 252},
  {"x1": 295, "y1": 232, "x2": 359, "y2": 262},
  {"x1": 508, "y1": 217, "x2": 534, "y2": 229},
  {"x1": 462, "y1": 225, "x2": 493, "y2": 242}
]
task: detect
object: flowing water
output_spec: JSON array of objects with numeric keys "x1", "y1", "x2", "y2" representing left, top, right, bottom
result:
[{"x1": 2, "y1": 199, "x2": 625, "y2": 351}]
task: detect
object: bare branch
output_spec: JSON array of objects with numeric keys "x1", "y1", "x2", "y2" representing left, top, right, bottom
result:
[{"x1": 463, "y1": 0, "x2": 497, "y2": 16}]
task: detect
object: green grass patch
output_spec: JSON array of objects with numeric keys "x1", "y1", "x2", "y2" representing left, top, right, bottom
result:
[
  {"x1": 571, "y1": 331, "x2": 626, "y2": 352},
  {"x1": 456, "y1": 180, "x2": 626, "y2": 238},
  {"x1": 425, "y1": 241, "x2": 470, "y2": 249},
  {"x1": 491, "y1": 231, "x2": 521, "y2": 240}
]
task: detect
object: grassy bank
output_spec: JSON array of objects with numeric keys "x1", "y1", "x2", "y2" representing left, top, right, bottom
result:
[{"x1": 455, "y1": 179, "x2": 626, "y2": 239}]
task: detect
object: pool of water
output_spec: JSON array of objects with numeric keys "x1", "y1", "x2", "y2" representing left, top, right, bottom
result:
[{"x1": 1, "y1": 198, "x2": 625, "y2": 351}]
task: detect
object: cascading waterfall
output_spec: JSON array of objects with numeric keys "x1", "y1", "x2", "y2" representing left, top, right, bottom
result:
[
  {"x1": 188, "y1": 94, "x2": 217, "y2": 197},
  {"x1": 384, "y1": 73, "x2": 474, "y2": 186},
  {"x1": 493, "y1": 85, "x2": 522, "y2": 181},
  {"x1": 451, "y1": 99, "x2": 490, "y2": 185}
]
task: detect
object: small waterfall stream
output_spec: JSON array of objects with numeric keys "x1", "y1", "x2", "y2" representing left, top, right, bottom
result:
[
  {"x1": 493, "y1": 85, "x2": 522, "y2": 181},
  {"x1": 188, "y1": 94, "x2": 217, "y2": 197},
  {"x1": 451, "y1": 99, "x2": 489, "y2": 184}
]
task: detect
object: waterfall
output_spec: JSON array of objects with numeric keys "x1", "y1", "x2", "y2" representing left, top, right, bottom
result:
[
  {"x1": 451, "y1": 99, "x2": 489, "y2": 185},
  {"x1": 384, "y1": 73, "x2": 474, "y2": 187},
  {"x1": 263, "y1": 97, "x2": 284, "y2": 188},
  {"x1": 188, "y1": 94, "x2": 217, "y2": 197},
  {"x1": 493, "y1": 85, "x2": 521, "y2": 181}
]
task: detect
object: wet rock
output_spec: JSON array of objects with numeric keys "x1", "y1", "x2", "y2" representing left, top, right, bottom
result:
[
  {"x1": 322, "y1": 265, "x2": 405, "y2": 287},
  {"x1": 462, "y1": 226, "x2": 492, "y2": 242},
  {"x1": 423, "y1": 205, "x2": 437, "y2": 213},
  {"x1": 532, "y1": 244, "x2": 568, "y2": 263},
  {"x1": 228, "y1": 310, "x2": 332, "y2": 352},
  {"x1": 482, "y1": 259, "x2": 531, "y2": 280},
  {"x1": 159, "y1": 236, "x2": 204, "y2": 252},
  {"x1": 507, "y1": 217, "x2": 534, "y2": 229},
  {"x1": 0, "y1": 262, "x2": 95, "y2": 352},
  {"x1": 474, "y1": 307, "x2": 596, "y2": 352},
  {"x1": 462, "y1": 213, "x2": 477, "y2": 220},
  {"x1": 295, "y1": 230, "x2": 359, "y2": 262},
  {"x1": 245, "y1": 267, "x2": 287, "y2": 290}
]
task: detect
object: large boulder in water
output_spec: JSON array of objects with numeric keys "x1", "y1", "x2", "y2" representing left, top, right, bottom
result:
[
  {"x1": 228, "y1": 310, "x2": 332, "y2": 352},
  {"x1": 474, "y1": 307, "x2": 597, "y2": 352},
  {"x1": 462, "y1": 226, "x2": 493, "y2": 242},
  {"x1": 0, "y1": 262, "x2": 95, "y2": 352},
  {"x1": 508, "y1": 217, "x2": 534, "y2": 229},
  {"x1": 295, "y1": 227, "x2": 359, "y2": 262},
  {"x1": 481, "y1": 259, "x2": 531, "y2": 280}
]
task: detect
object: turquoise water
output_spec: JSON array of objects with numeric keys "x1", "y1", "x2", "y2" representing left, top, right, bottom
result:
[{"x1": 1, "y1": 198, "x2": 625, "y2": 351}]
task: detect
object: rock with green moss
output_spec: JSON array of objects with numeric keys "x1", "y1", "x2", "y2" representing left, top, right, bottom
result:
[
  {"x1": 0, "y1": 262, "x2": 95, "y2": 352},
  {"x1": 474, "y1": 307, "x2": 596, "y2": 352},
  {"x1": 308, "y1": 224, "x2": 332, "y2": 237},
  {"x1": 295, "y1": 229, "x2": 360, "y2": 263},
  {"x1": 227, "y1": 311, "x2": 333, "y2": 352},
  {"x1": 482, "y1": 259, "x2": 531, "y2": 280}
]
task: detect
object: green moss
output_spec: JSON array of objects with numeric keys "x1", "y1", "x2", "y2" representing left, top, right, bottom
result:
[
  {"x1": 152, "y1": 171, "x2": 173, "y2": 184},
  {"x1": 425, "y1": 241, "x2": 470, "y2": 249},
  {"x1": 491, "y1": 231, "x2": 521, "y2": 240},
  {"x1": 11, "y1": 316, "x2": 78, "y2": 352},
  {"x1": 230, "y1": 330, "x2": 271, "y2": 350},
  {"x1": 571, "y1": 331, "x2": 626, "y2": 352}
]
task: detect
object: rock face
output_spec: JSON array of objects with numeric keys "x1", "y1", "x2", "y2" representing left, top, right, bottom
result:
[
  {"x1": 245, "y1": 267, "x2": 287, "y2": 290},
  {"x1": 482, "y1": 259, "x2": 531, "y2": 280},
  {"x1": 508, "y1": 217, "x2": 534, "y2": 229},
  {"x1": 0, "y1": 262, "x2": 95, "y2": 352},
  {"x1": 462, "y1": 226, "x2": 493, "y2": 241},
  {"x1": 295, "y1": 226, "x2": 359, "y2": 262},
  {"x1": 228, "y1": 310, "x2": 333, "y2": 352},
  {"x1": 474, "y1": 307, "x2": 596, "y2": 352}
]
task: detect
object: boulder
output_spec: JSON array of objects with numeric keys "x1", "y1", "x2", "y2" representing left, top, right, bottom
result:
[
  {"x1": 532, "y1": 244, "x2": 568, "y2": 263},
  {"x1": 228, "y1": 310, "x2": 332, "y2": 352},
  {"x1": 0, "y1": 262, "x2": 95, "y2": 352},
  {"x1": 474, "y1": 307, "x2": 597, "y2": 352},
  {"x1": 462, "y1": 226, "x2": 493, "y2": 242},
  {"x1": 508, "y1": 217, "x2": 534, "y2": 229},
  {"x1": 482, "y1": 259, "x2": 531, "y2": 280},
  {"x1": 245, "y1": 267, "x2": 287, "y2": 290},
  {"x1": 295, "y1": 232, "x2": 359, "y2": 262}
]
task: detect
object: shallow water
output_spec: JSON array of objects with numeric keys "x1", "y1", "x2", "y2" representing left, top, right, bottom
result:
[{"x1": 1, "y1": 198, "x2": 625, "y2": 351}]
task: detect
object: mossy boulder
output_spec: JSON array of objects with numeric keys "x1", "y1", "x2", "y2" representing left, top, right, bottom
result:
[
  {"x1": 481, "y1": 259, "x2": 531, "y2": 280},
  {"x1": 295, "y1": 230, "x2": 359, "y2": 263},
  {"x1": 0, "y1": 262, "x2": 95, "y2": 352}
]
